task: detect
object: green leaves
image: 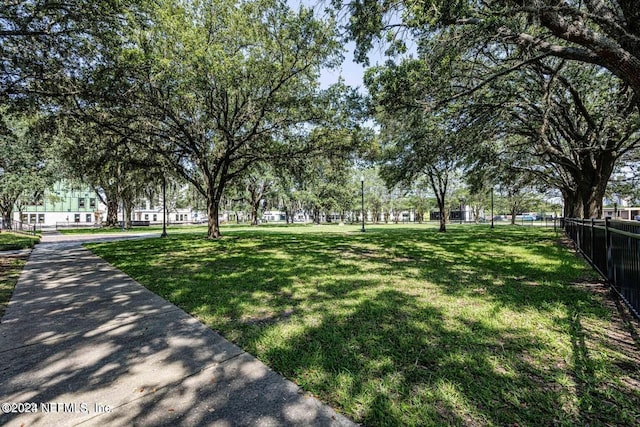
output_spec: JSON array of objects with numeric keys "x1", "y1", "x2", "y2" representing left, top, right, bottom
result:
[
  {"x1": 0, "y1": 109, "x2": 54, "y2": 223},
  {"x1": 110, "y1": 0, "x2": 348, "y2": 236}
]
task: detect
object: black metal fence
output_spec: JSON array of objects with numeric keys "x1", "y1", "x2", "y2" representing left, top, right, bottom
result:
[
  {"x1": 564, "y1": 218, "x2": 640, "y2": 318},
  {"x1": 0, "y1": 219, "x2": 38, "y2": 236}
]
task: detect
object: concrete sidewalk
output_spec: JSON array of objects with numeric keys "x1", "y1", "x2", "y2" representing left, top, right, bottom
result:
[{"x1": 0, "y1": 234, "x2": 355, "y2": 426}]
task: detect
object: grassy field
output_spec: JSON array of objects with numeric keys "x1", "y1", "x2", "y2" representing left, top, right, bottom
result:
[
  {"x1": 86, "y1": 224, "x2": 640, "y2": 426},
  {"x1": 0, "y1": 232, "x2": 37, "y2": 318},
  {"x1": 0, "y1": 255, "x2": 28, "y2": 318},
  {"x1": 0, "y1": 232, "x2": 39, "y2": 251},
  {"x1": 57, "y1": 225, "x2": 173, "y2": 235}
]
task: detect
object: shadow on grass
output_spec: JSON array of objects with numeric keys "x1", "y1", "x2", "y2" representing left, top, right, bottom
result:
[
  {"x1": 0, "y1": 244, "x2": 347, "y2": 427},
  {"x1": 87, "y1": 225, "x2": 640, "y2": 426},
  {"x1": 0, "y1": 232, "x2": 39, "y2": 251}
]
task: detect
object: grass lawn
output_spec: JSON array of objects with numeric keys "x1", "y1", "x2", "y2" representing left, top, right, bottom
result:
[
  {"x1": 57, "y1": 226, "x2": 170, "y2": 235},
  {"x1": 0, "y1": 255, "x2": 28, "y2": 318},
  {"x1": 86, "y1": 224, "x2": 640, "y2": 426},
  {"x1": 0, "y1": 232, "x2": 39, "y2": 251}
]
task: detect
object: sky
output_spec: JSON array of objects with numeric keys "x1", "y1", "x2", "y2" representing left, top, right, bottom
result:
[
  {"x1": 285, "y1": 0, "x2": 417, "y2": 92},
  {"x1": 320, "y1": 41, "x2": 369, "y2": 90},
  {"x1": 285, "y1": 0, "x2": 378, "y2": 92}
]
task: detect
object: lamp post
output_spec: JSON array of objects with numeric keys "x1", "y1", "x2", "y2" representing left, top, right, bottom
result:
[
  {"x1": 490, "y1": 189, "x2": 494, "y2": 229},
  {"x1": 161, "y1": 175, "x2": 168, "y2": 238},
  {"x1": 360, "y1": 176, "x2": 365, "y2": 232},
  {"x1": 121, "y1": 199, "x2": 125, "y2": 232}
]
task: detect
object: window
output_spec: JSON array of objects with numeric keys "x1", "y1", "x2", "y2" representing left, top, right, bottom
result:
[
  {"x1": 153, "y1": 214, "x2": 157, "y2": 221},
  {"x1": 29, "y1": 214, "x2": 36, "y2": 224},
  {"x1": 86, "y1": 214, "x2": 92, "y2": 223},
  {"x1": 78, "y1": 198, "x2": 86, "y2": 208},
  {"x1": 74, "y1": 214, "x2": 80, "y2": 223},
  {"x1": 144, "y1": 214, "x2": 149, "y2": 220},
  {"x1": 21, "y1": 214, "x2": 28, "y2": 223},
  {"x1": 175, "y1": 214, "x2": 179, "y2": 221},
  {"x1": 38, "y1": 214, "x2": 45, "y2": 224},
  {"x1": 89, "y1": 198, "x2": 96, "y2": 209}
]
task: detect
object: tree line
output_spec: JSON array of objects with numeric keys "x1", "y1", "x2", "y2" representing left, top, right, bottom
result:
[{"x1": 1, "y1": 0, "x2": 639, "y2": 235}]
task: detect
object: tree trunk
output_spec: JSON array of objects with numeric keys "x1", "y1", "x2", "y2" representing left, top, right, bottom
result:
[
  {"x1": 567, "y1": 151, "x2": 615, "y2": 218},
  {"x1": 125, "y1": 200, "x2": 132, "y2": 229},
  {"x1": 580, "y1": 168, "x2": 612, "y2": 219},
  {"x1": 1, "y1": 211, "x2": 11, "y2": 229},
  {"x1": 473, "y1": 205, "x2": 481, "y2": 224},
  {"x1": 437, "y1": 201, "x2": 446, "y2": 232},
  {"x1": 106, "y1": 199, "x2": 118, "y2": 226},
  {"x1": 251, "y1": 202, "x2": 259, "y2": 226},
  {"x1": 207, "y1": 194, "x2": 221, "y2": 239}
]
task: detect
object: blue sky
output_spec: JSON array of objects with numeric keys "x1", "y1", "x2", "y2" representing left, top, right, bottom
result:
[
  {"x1": 286, "y1": 0, "x2": 379, "y2": 92},
  {"x1": 285, "y1": 0, "x2": 415, "y2": 92},
  {"x1": 320, "y1": 41, "x2": 369, "y2": 90}
]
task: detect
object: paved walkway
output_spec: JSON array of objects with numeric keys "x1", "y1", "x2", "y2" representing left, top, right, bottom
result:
[{"x1": 0, "y1": 233, "x2": 355, "y2": 426}]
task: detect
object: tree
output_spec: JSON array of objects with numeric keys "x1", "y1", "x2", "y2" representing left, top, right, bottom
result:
[
  {"x1": 340, "y1": 0, "x2": 640, "y2": 107},
  {"x1": 0, "y1": 110, "x2": 51, "y2": 227},
  {"x1": 293, "y1": 153, "x2": 355, "y2": 224},
  {"x1": 0, "y1": 0, "x2": 147, "y2": 100},
  {"x1": 606, "y1": 154, "x2": 640, "y2": 207},
  {"x1": 377, "y1": 112, "x2": 465, "y2": 232},
  {"x1": 406, "y1": 180, "x2": 434, "y2": 223},
  {"x1": 101, "y1": 0, "x2": 345, "y2": 238},
  {"x1": 240, "y1": 166, "x2": 275, "y2": 226},
  {"x1": 476, "y1": 60, "x2": 640, "y2": 218},
  {"x1": 55, "y1": 117, "x2": 163, "y2": 227},
  {"x1": 339, "y1": 1, "x2": 640, "y2": 219},
  {"x1": 367, "y1": 61, "x2": 468, "y2": 232},
  {"x1": 373, "y1": 38, "x2": 640, "y2": 219}
]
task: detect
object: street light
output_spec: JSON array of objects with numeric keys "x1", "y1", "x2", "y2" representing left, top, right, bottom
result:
[
  {"x1": 121, "y1": 199, "x2": 125, "y2": 232},
  {"x1": 360, "y1": 176, "x2": 365, "y2": 232},
  {"x1": 490, "y1": 188, "x2": 494, "y2": 229},
  {"x1": 161, "y1": 175, "x2": 168, "y2": 238}
]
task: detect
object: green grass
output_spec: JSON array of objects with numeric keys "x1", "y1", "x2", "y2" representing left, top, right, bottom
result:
[
  {"x1": 57, "y1": 226, "x2": 167, "y2": 235},
  {"x1": 86, "y1": 224, "x2": 640, "y2": 426},
  {"x1": 0, "y1": 232, "x2": 39, "y2": 251},
  {"x1": 0, "y1": 232, "x2": 37, "y2": 317},
  {"x1": 0, "y1": 256, "x2": 27, "y2": 318}
]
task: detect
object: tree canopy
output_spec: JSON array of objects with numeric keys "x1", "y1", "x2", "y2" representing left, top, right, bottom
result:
[
  {"x1": 0, "y1": 109, "x2": 53, "y2": 226},
  {"x1": 1, "y1": 0, "x2": 147, "y2": 102},
  {"x1": 78, "y1": 0, "x2": 353, "y2": 238},
  {"x1": 341, "y1": 0, "x2": 640, "y2": 219},
  {"x1": 340, "y1": 0, "x2": 640, "y2": 105}
]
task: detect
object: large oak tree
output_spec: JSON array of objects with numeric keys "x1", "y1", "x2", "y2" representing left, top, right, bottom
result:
[
  {"x1": 104, "y1": 0, "x2": 346, "y2": 238},
  {"x1": 341, "y1": 0, "x2": 640, "y2": 106}
]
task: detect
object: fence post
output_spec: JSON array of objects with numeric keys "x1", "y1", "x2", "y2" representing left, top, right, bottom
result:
[
  {"x1": 590, "y1": 218, "x2": 595, "y2": 261},
  {"x1": 605, "y1": 217, "x2": 613, "y2": 282},
  {"x1": 577, "y1": 219, "x2": 582, "y2": 250}
]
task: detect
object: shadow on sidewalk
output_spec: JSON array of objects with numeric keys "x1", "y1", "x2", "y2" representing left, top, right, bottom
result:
[{"x1": 0, "y1": 245, "x2": 352, "y2": 426}]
